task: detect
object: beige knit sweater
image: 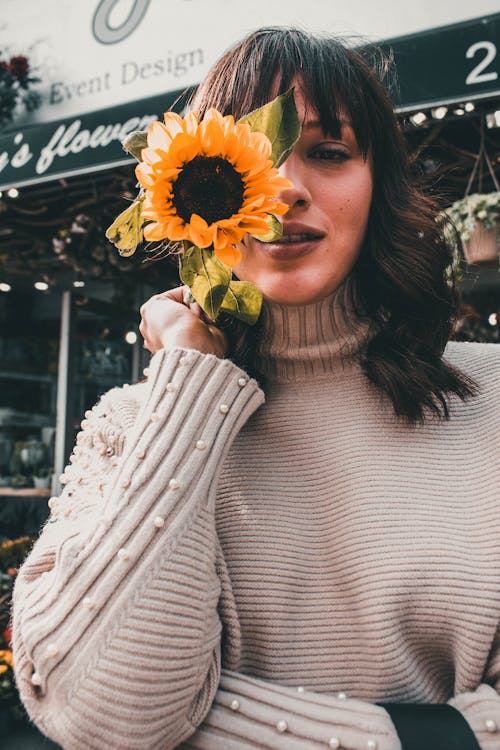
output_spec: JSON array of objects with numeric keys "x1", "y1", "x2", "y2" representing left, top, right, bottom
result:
[{"x1": 11, "y1": 283, "x2": 500, "y2": 750}]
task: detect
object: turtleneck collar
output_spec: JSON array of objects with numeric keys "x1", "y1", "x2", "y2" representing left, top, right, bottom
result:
[{"x1": 254, "y1": 277, "x2": 372, "y2": 382}]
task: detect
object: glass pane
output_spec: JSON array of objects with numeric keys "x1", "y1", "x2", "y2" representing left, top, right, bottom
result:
[{"x1": 0, "y1": 286, "x2": 59, "y2": 538}]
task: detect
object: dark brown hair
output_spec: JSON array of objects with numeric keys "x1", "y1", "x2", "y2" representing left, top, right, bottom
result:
[{"x1": 188, "y1": 26, "x2": 477, "y2": 425}]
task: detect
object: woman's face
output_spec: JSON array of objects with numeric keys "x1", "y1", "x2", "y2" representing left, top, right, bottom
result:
[{"x1": 233, "y1": 82, "x2": 373, "y2": 304}]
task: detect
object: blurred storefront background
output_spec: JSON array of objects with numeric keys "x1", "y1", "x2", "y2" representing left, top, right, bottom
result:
[
  {"x1": 0, "y1": 2, "x2": 499, "y2": 527},
  {"x1": 0, "y1": 3, "x2": 499, "y2": 739}
]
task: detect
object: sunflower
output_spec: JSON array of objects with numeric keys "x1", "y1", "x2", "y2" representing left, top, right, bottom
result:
[
  {"x1": 135, "y1": 109, "x2": 292, "y2": 267},
  {"x1": 0, "y1": 649, "x2": 13, "y2": 674}
]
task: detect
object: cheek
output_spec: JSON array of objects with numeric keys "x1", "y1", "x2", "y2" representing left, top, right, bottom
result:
[
  {"x1": 232, "y1": 239, "x2": 254, "y2": 279},
  {"x1": 330, "y1": 173, "x2": 373, "y2": 237}
]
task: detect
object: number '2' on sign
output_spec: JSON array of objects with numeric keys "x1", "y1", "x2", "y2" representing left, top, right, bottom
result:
[{"x1": 466, "y1": 41, "x2": 498, "y2": 85}]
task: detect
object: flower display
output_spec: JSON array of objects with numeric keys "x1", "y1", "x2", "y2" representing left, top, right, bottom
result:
[
  {"x1": 0, "y1": 647, "x2": 13, "y2": 674},
  {"x1": 440, "y1": 191, "x2": 500, "y2": 267},
  {"x1": 0, "y1": 51, "x2": 40, "y2": 130},
  {"x1": 443, "y1": 192, "x2": 500, "y2": 240},
  {"x1": 107, "y1": 90, "x2": 301, "y2": 323},
  {"x1": 8, "y1": 56, "x2": 30, "y2": 82},
  {"x1": 0, "y1": 536, "x2": 33, "y2": 719}
]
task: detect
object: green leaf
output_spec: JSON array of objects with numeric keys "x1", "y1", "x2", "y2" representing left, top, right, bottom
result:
[
  {"x1": 220, "y1": 281, "x2": 263, "y2": 325},
  {"x1": 238, "y1": 88, "x2": 301, "y2": 168},
  {"x1": 251, "y1": 213, "x2": 283, "y2": 242},
  {"x1": 179, "y1": 245, "x2": 231, "y2": 319},
  {"x1": 105, "y1": 197, "x2": 144, "y2": 256},
  {"x1": 122, "y1": 130, "x2": 148, "y2": 161}
]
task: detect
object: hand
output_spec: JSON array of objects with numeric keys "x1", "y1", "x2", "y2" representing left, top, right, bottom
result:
[{"x1": 139, "y1": 286, "x2": 228, "y2": 358}]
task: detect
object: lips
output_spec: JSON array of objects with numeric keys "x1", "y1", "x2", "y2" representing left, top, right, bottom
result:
[
  {"x1": 255, "y1": 222, "x2": 325, "y2": 260},
  {"x1": 279, "y1": 222, "x2": 325, "y2": 243},
  {"x1": 277, "y1": 232, "x2": 324, "y2": 244}
]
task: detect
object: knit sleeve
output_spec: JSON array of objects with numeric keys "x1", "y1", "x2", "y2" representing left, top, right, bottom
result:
[
  {"x1": 448, "y1": 623, "x2": 500, "y2": 750},
  {"x1": 182, "y1": 671, "x2": 401, "y2": 750},
  {"x1": 11, "y1": 346, "x2": 265, "y2": 750}
]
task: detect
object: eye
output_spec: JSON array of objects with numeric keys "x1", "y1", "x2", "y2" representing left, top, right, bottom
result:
[{"x1": 309, "y1": 145, "x2": 349, "y2": 162}]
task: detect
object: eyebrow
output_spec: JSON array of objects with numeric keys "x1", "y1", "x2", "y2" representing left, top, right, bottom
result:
[{"x1": 303, "y1": 118, "x2": 351, "y2": 132}]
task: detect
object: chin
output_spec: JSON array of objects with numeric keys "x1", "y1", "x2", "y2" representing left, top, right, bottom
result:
[{"x1": 256, "y1": 276, "x2": 344, "y2": 306}]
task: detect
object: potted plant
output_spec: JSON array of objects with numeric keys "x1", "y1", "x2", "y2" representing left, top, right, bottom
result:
[
  {"x1": 0, "y1": 537, "x2": 33, "y2": 728},
  {"x1": 442, "y1": 191, "x2": 500, "y2": 265},
  {"x1": 33, "y1": 468, "x2": 51, "y2": 490}
]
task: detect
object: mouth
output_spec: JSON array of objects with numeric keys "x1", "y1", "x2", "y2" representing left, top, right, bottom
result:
[
  {"x1": 255, "y1": 228, "x2": 325, "y2": 259},
  {"x1": 274, "y1": 232, "x2": 324, "y2": 244}
]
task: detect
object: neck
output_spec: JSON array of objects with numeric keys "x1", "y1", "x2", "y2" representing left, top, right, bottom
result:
[{"x1": 254, "y1": 278, "x2": 371, "y2": 382}]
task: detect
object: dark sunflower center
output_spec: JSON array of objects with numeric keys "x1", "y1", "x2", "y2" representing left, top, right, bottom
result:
[{"x1": 172, "y1": 156, "x2": 245, "y2": 225}]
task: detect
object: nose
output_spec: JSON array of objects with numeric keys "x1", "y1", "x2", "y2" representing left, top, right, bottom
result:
[{"x1": 278, "y1": 153, "x2": 312, "y2": 213}]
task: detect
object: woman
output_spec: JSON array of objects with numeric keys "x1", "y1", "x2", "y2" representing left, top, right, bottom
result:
[{"x1": 12, "y1": 28, "x2": 500, "y2": 750}]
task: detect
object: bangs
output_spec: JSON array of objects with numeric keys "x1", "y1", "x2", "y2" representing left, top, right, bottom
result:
[{"x1": 191, "y1": 28, "x2": 376, "y2": 159}]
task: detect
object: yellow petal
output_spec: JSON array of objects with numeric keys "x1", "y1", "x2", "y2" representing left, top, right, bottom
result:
[
  {"x1": 237, "y1": 216, "x2": 270, "y2": 232},
  {"x1": 216, "y1": 217, "x2": 242, "y2": 229},
  {"x1": 165, "y1": 218, "x2": 189, "y2": 241},
  {"x1": 217, "y1": 225, "x2": 246, "y2": 244},
  {"x1": 163, "y1": 111, "x2": 185, "y2": 138},
  {"x1": 268, "y1": 200, "x2": 290, "y2": 216},
  {"x1": 206, "y1": 109, "x2": 225, "y2": 128},
  {"x1": 200, "y1": 115, "x2": 224, "y2": 156},
  {"x1": 249, "y1": 131, "x2": 272, "y2": 158},
  {"x1": 242, "y1": 195, "x2": 267, "y2": 210},
  {"x1": 222, "y1": 114, "x2": 236, "y2": 135},
  {"x1": 143, "y1": 222, "x2": 169, "y2": 241},
  {"x1": 269, "y1": 174, "x2": 294, "y2": 189},
  {"x1": 147, "y1": 121, "x2": 174, "y2": 152},
  {"x1": 135, "y1": 162, "x2": 155, "y2": 188},
  {"x1": 141, "y1": 146, "x2": 165, "y2": 165},
  {"x1": 214, "y1": 241, "x2": 242, "y2": 267},
  {"x1": 188, "y1": 213, "x2": 213, "y2": 248},
  {"x1": 169, "y1": 133, "x2": 199, "y2": 166},
  {"x1": 234, "y1": 122, "x2": 252, "y2": 141},
  {"x1": 235, "y1": 152, "x2": 268, "y2": 175},
  {"x1": 184, "y1": 111, "x2": 199, "y2": 135}
]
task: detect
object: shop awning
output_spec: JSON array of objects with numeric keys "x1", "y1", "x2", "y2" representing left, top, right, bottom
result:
[
  {"x1": 0, "y1": 89, "x2": 192, "y2": 192},
  {"x1": 0, "y1": 13, "x2": 498, "y2": 192},
  {"x1": 382, "y1": 12, "x2": 500, "y2": 112}
]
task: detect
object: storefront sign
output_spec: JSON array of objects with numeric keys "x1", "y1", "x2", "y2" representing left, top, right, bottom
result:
[
  {"x1": 0, "y1": 90, "x2": 191, "y2": 191},
  {"x1": 3, "y1": 0, "x2": 500, "y2": 127},
  {"x1": 385, "y1": 13, "x2": 500, "y2": 110},
  {"x1": 1, "y1": 8, "x2": 499, "y2": 190}
]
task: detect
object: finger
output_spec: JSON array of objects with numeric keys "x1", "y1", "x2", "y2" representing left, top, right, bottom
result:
[
  {"x1": 139, "y1": 320, "x2": 151, "y2": 350},
  {"x1": 190, "y1": 300, "x2": 203, "y2": 318},
  {"x1": 182, "y1": 288, "x2": 193, "y2": 305},
  {"x1": 166, "y1": 285, "x2": 188, "y2": 304},
  {"x1": 170, "y1": 286, "x2": 206, "y2": 320},
  {"x1": 207, "y1": 324, "x2": 228, "y2": 354}
]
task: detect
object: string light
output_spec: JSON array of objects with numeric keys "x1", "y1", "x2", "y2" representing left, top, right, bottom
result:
[
  {"x1": 431, "y1": 106, "x2": 448, "y2": 120},
  {"x1": 73, "y1": 280, "x2": 85, "y2": 288},
  {"x1": 125, "y1": 330, "x2": 137, "y2": 345},
  {"x1": 486, "y1": 110, "x2": 500, "y2": 129},
  {"x1": 7, "y1": 188, "x2": 19, "y2": 198},
  {"x1": 488, "y1": 313, "x2": 498, "y2": 326},
  {"x1": 407, "y1": 101, "x2": 477, "y2": 129},
  {"x1": 410, "y1": 112, "x2": 427, "y2": 126},
  {"x1": 0, "y1": 282, "x2": 11, "y2": 292},
  {"x1": 34, "y1": 281, "x2": 49, "y2": 291}
]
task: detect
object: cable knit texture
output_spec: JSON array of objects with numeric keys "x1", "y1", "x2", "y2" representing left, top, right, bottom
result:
[{"x1": 11, "y1": 281, "x2": 500, "y2": 750}]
